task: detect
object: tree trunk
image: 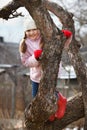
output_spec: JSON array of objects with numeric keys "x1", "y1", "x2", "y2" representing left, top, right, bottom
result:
[
  {"x1": 0, "y1": 0, "x2": 86, "y2": 129},
  {"x1": 45, "y1": 1, "x2": 87, "y2": 128},
  {"x1": 25, "y1": 93, "x2": 84, "y2": 130}
]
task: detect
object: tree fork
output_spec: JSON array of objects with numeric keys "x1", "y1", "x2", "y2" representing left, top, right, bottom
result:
[{"x1": 0, "y1": 0, "x2": 86, "y2": 129}]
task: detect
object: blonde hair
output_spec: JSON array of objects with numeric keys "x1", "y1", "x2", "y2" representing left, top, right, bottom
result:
[{"x1": 19, "y1": 33, "x2": 27, "y2": 53}]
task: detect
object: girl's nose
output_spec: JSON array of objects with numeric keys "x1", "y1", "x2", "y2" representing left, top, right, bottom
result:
[{"x1": 29, "y1": 30, "x2": 34, "y2": 34}]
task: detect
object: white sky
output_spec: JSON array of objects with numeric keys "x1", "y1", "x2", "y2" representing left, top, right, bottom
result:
[
  {"x1": 0, "y1": 0, "x2": 29, "y2": 43},
  {"x1": 0, "y1": 0, "x2": 12, "y2": 8},
  {"x1": 0, "y1": 0, "x2": 87, "y2": 43}
]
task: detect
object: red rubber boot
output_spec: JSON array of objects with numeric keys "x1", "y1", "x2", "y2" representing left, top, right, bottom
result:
[{"x1": 55, "y1": 92, "x2": 67, "y2": 119}]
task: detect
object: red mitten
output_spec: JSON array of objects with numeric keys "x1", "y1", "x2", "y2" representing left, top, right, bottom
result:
[
  {"x1": 62, "y1": 29, "x2": 72, "y2": 38},
  {"x1": 34, "y1": 50, "x2": 42, "y2": 60}
]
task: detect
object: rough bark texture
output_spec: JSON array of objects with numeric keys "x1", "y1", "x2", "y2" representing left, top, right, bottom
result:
[
  {"x1": 18, "y1": 0, "x2": 67, "y2": 125},
  {"x1": 45, "y1": 1, "x2": 87, "y2": 129},
  {"x1": 24, "y1": 93, "x2": 84, "y2": 130},
  {"x1": 0, "y1": 0, "x2": 87, "y2": 130}
]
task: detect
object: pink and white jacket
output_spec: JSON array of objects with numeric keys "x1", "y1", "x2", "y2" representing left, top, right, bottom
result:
[
  {"x1": 20, "y1": 37, "x2": 42, "y2": 83},
  {"x1": 20, "y1": 30, "x2": 72, "y2": 83}
]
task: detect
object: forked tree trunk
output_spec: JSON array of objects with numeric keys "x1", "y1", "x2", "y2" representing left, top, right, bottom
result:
[{"x1": 0, "y1": 0, "x2": 87, "y2": 129}]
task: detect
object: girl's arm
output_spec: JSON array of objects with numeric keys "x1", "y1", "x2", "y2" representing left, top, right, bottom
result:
[
  {"x1": 20, "y1": 52, "x2": 40, "y2": 67},
  {"x1": 19, "y1": 39, "x2": 40, "y2": 67}
]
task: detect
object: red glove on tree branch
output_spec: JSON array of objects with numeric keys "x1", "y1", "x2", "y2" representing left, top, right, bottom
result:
[
  {"x1": 34, "y1": 50, "x2": 42, "y2": 60},
  {"x1": 62, "y1": 29, "x2": 72, "y2": 38}
]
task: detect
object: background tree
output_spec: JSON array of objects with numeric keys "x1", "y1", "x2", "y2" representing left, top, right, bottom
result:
[{"x1": 0, "y1": 0, "x2": 87, "y2": 130}]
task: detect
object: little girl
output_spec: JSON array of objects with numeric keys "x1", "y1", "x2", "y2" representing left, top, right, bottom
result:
[
  {"x1": 19, "y1": 15, "x2": 72, "y2": 121},
  {"x1": 19, "y1": 16, "x2": 43, "y2": 98}
]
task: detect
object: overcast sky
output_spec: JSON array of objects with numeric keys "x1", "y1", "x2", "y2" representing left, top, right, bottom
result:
[
  {"x1": 0, "y1": 0, "x2": 29, "y2": 43},
  {"x1": 0, "y1": 0, "x2": 63, "y2": 43},
  {"x1": 0, "y1": 0, "x2": 86, "y2": 43},
  {"x1": 0, "y1": 0, "x2": 11, "y2": 8}
]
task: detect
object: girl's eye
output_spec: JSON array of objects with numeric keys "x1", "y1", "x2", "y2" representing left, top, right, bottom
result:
[
  {"x1": 26, "y1": 30, "x2": 30, "y2": 32},
  {"x1": 26, "y1": 29, "x2": 37, "y2": 32},
  {"x1": 33, "y1": 29, "x2": 37, "y2": 31}
]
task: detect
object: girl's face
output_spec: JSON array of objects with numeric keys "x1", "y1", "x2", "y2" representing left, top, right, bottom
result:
[{"x1": 25, "y1": 29, "x2": 40, "y2": 40}]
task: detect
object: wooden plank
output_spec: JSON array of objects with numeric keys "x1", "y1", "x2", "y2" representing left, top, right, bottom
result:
[{"x1": 0, "y1": 69, "x2": 5, "y2": 74}]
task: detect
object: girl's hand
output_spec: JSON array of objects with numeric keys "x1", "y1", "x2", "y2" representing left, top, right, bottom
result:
[
  {"x1": 62, "y1": 30, "x2": 72, "y2": 38},
  {"x1": 61, "y1": 30, "x2": 72, "y2": 49},
  {"x1": 34, "y1": 50, "x2": 43, "y2": 60}
]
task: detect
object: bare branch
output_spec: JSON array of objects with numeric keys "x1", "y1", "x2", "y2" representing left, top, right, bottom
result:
[
  {"x1": 0, "y1": 1, "x2": 22, "y2": 20},
  {"x1": 25, "y1": 93, "x2": 84, "y2": 130}
]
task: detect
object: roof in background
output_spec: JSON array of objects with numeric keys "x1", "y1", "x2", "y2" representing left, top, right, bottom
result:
[{"x1": 0, "y1": 38, "x2": 87, "y2": 79}]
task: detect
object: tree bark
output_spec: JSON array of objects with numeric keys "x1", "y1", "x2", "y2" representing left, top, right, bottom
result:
[
  {"x1": 24, "y1": 93, "x2": 84, "y2": 130},
  {"x1": 0, "y1": 0, "x2": 86, "y2": 129},
  {"x1": 45, "y1": 1, "x2": 87, "y2": 128}
]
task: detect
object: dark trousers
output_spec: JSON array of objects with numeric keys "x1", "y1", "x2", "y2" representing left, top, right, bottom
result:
[
  {"x1": 31, "y1": 81, "x2": 59, "y2": 98},
  {"x1": 31, "y1": 81, "x2": 39, "y2": 98}
]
